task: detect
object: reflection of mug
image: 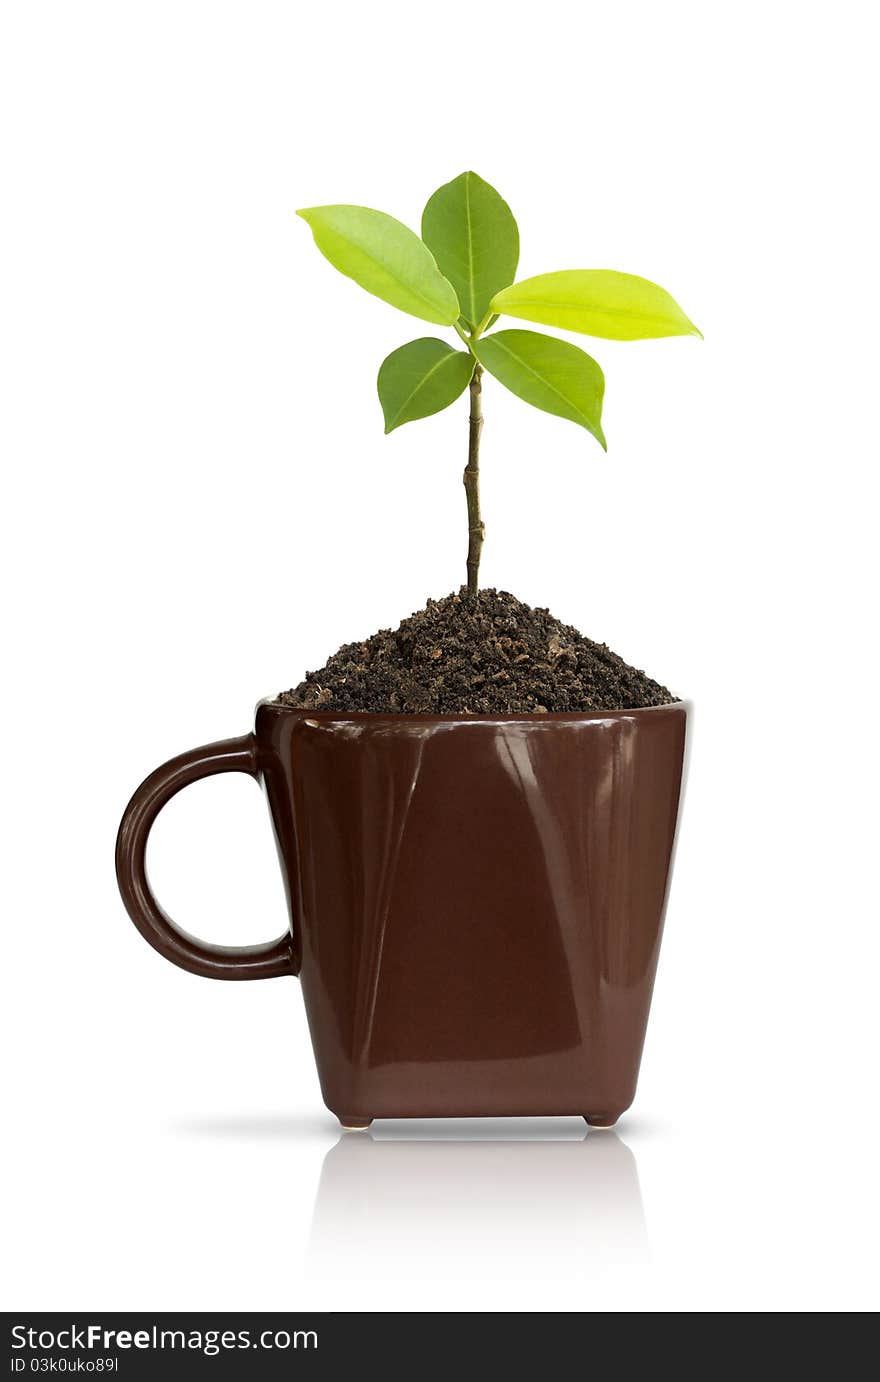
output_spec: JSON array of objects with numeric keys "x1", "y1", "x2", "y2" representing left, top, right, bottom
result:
[
  {"x1": 116, "y1": 702, "x2": 687, "y2": 1128},
  {"x1": 310, "y1": 1130, "x2": 649, "y2": 1272}
]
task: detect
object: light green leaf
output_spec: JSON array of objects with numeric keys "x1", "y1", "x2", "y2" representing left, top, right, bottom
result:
[
  {"x1": 297, "y1": 205, "x2": 460, "y2": 325},
  {"x1": 378, "y1": 339, "x2": 474, "y2": 433},
  {"x1": 491, "y1": 269, "x2": 701, "y2": 340},
  {"x1": 421, "y1": 171, "x2": 519, "y2": 329},
  {"x1": 472, "y1": 330, "x2": 606, "y2": 448}
]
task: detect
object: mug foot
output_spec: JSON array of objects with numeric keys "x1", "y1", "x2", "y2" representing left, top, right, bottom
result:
[
  {"x1": 584, "y1": 1112, "x2": 622, "y2": 1129},
  {"x1": 338, "y1": 1116, "x2": 372, "y2": 1131}
]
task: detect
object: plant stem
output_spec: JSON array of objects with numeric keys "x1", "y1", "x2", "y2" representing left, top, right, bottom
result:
[{"x1": 464, "y1": 363, "x2": 484, "y2": 597}]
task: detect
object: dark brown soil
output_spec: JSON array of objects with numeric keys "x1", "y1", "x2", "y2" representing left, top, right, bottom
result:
[{"x1": 276, "y1": 589, "x2": 675, "y2": 715}]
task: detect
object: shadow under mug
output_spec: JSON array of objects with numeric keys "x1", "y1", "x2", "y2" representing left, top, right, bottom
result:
[{"x1": 116, "y1": 701, "x2": 688, "y2": 1129}]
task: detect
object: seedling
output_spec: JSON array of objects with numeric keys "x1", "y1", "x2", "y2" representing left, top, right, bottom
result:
[{"x1": 298, "y1": 173, "x2": 700, "y2": 596}]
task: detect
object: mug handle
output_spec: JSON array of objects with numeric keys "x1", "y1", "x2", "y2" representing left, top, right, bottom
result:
[{"x1": 115, "y1": 734, "x2": 297, "y2": 980}]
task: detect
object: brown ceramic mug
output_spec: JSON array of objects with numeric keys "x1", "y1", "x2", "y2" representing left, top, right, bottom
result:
[{"x1": 116, "y1": 701, "x2": 688, "y2": 1128}]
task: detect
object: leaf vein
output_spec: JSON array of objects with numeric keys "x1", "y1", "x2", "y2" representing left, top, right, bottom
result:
[
  {"x1": 486, "y1": 338, "x2": 595, "y2": 422},
  {"x1": 389, "y1": 351, "x2": 458, "y2": 428},
  {"x1": 464, "y1": 174, "x2": 476, "y2": 324},
  {"x1": 503, "y1": 297, "x2": 669, "y2": 322}
]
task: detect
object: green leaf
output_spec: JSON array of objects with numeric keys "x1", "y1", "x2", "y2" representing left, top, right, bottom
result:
[
  {"x1": 471, "y1": 330, "x2": 606, "y2": 448},
  {"x1": 378, "y1": 339, "x2": 474, "y2": 433},
  {"x1": 491, "y1": 269, "x2": 701, "y2": 341},
  {"x1": 421, "y1": 171, "x2": 519, "y2": 329},
  {"x1": 297, "y1": 205, "x2": 460, "y2": 325}
]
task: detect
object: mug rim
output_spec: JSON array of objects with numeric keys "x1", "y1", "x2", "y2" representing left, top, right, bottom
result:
[{"x1": 255, "y1": 697, "x2": 690, "y2": 725}]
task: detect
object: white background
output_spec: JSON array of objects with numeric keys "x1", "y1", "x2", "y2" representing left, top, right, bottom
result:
[{"x1": 2, "y1": 0, "x2": 878, "y2": 1313}]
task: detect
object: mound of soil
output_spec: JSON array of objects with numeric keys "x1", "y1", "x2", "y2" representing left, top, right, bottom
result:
[{"x1": 276, "y1": 589, "x2": 675, "y2": 715}]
